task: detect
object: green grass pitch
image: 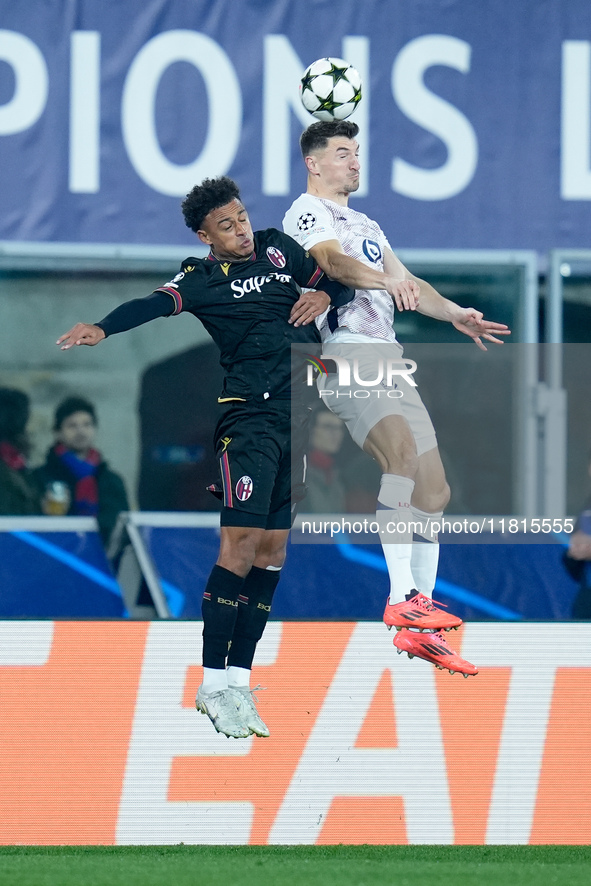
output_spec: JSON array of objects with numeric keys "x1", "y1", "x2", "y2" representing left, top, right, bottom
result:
[{"x1": 0, "y1": 846, "x2": 590, "y2": 886}]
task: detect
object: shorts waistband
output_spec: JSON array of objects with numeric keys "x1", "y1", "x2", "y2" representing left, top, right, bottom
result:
[{"x1": 324, "y1": 329, "x2": 398, "y2": 345}]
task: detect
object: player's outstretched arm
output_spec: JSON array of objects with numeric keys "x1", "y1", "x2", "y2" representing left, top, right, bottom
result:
[
  {"x1": 389, "y1": 253, "x2": 511, "y2": 351},
  {"x1": 57, "y1": 323, "x2": 105, "y2": 350},
  {"x1": 57, "y1": 292, "x2": 177, "y2": 351},
  {"x1": 415, "y1": 285, "x2": 511, "y2": 351}
]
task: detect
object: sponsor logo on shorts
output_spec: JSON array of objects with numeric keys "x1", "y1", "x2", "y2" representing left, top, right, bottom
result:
[
  {"x1": 266, "y1": 246, "x2": 286, "y2": 268},
  {"x1": 235, "y1": 475, "x2": 254, "y2": 501}
]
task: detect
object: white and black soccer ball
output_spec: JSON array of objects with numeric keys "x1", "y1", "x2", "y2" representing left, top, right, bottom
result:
[{"x1": 299, "y1": 57, "x2": 362, "y2": 122}]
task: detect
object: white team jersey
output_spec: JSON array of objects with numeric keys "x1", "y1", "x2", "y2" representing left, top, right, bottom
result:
[{"x1": 283, "y1": 193, "x2": 398, "y2": 342}]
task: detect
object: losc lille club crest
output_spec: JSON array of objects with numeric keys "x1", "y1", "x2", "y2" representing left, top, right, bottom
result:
[{"x1": 235, "y1": 475, "x2": 254, "y2": 501}]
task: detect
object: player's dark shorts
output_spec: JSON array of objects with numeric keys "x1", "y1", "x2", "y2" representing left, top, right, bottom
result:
[{"x1": 214, "y1": 399, "x2": 309, "y2": 530}]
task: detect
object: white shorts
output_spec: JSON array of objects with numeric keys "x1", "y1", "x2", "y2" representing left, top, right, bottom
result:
[{"x1": 317, "y1": 332, "x2": 437, "y2": 455}]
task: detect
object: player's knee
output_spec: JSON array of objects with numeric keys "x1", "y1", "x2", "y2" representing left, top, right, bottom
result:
[
  {"x1": 253, "y1": 529, "x2": 288, "y2": 570},
  {"x1": 217, "y1": 529, "x2": 260, "y2": 575},
  {"x1": 254, "y1": 544, "x2": 287, "y2": 570},
  {"x1": 432, "y1": 481, "x2": 451, "y2": 513},
  {"x1": 413, "y1": 480, "x2": 450, "y2": 514}
]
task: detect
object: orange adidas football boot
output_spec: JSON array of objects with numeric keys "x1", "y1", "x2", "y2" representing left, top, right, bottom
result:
[
  {"x1": 383, "y1": 592, "x2": 462, "y2": 632},
  {"x1": 393, "y1": 628, "x2": 478, "y2": 677}
]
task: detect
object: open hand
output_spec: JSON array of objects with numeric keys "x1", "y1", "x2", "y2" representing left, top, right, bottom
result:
[
  {"x1": 57, "y1": 323, "x2": 106, "y2": 350},
  {"x1": 452, "y1": 309, "x2": 511, "y2": 351}
]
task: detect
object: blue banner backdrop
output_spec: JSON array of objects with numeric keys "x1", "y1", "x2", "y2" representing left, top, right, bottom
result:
[{"x1": 2, "y1": 0, "x2": 591, "y2": 251}]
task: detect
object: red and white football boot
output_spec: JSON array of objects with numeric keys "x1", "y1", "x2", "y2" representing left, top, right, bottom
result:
[
  {"x1": 383, "y1": 592, "x2": 462, "y2": 632},
  {"x1": 393, "y1": 628, "x2": 478, "y2": 677}
]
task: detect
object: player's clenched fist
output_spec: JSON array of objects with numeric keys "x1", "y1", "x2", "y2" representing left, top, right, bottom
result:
[{"x1": 57, "y1": 323, "x2": 106, "y2": 350}]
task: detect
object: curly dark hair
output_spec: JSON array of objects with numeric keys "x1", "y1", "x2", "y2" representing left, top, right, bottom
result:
[
  {"x1": 181, "y1": 176, "x2": 242, "y2": 233},
  {"x1": 300, "y1": 120, "x2": 359, "y2": 157},
  {"x1": 53, "y1": 396, "x2": 97, "y2": 431}
]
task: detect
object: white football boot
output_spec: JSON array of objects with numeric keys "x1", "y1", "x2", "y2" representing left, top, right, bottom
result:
[
  {"x1": 229, "y1": 686, "x2": 270, "y2": 738},
  {"x1": 196, "y1": 686, "x2": 250, "y2": 739}
]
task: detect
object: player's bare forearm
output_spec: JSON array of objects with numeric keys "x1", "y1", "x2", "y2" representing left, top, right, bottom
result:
[
  {"x1": 382, "y1": 247, "x2": 419, "y2": 309},
  {"x1": 409, "y1": 275, "x2": 511, "y2": 350},
  {"x1": 309, "y1": 241, "x2": 387, "y2": 290},
  {"x1": 412, "y1": 277, "x2": 458, "y2": 322},
  {"x1": 57, "y1": 323, "x2": 106, "y2": 350},
  {"x1": 311, "y1": 242, "x2": 419, "y2": 310}
]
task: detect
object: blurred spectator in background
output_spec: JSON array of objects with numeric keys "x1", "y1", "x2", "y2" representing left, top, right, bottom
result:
[
  {"x1": 563, "y1": 451, "x2": 591, "y2": 619},
  {"x1": 0, "y1": 387, "x2": 42, "y2": 515},
  {"x1": 33, "y1": 396, "x2": 129, "y2": 546},
  {"x1": 305, "y1": 405, "x2": 347, "y2": 514}
]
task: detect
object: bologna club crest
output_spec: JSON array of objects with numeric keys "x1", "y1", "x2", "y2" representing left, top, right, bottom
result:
[
  {"x1": 266, "y1": 246, "x2": 287, "y2": 268},
  {"x1": 235, "y1": 475, "x2": 254, "y2": 501}
]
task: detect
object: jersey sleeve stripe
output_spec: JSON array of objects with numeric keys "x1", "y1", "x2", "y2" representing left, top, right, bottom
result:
[
  {"x1": 306, "y1": 266, "x2": 324, "y2": 288},
  {"x1": 154, "y1": 286, "x2": 183, "y2": 314}
]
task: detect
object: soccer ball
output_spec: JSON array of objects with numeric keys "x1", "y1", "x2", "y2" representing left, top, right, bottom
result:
[{"x1": 299, "y1": 57, "x2": 362, "y2": 122}]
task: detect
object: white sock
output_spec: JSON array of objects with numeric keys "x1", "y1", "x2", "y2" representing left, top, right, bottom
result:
[
  {"x1": 409, "y1": 506, "x2": 442, "y2": 598},
  {"x1": 201, "y1": 666, "x2": 228, "y2": 693},
  {"x1": 377, "y1": 473, "x2": 416, "y2": 604},
  {"x1": 227, "y1": 665, "x2": 251, "y2": 688}
]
